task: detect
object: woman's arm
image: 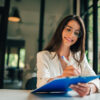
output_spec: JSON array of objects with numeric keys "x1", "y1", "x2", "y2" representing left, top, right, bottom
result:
[
  {"x1": 47, "y1": 65, "x2": 80, "y2": 82},
  {"x1": 69, "y1": 55, "x2": 99, "y2": 97},
  {"x1": 81, "y1": 55, "x2": 100, "y2": 93},
  {"x1": 36, "y1": 52, "x2": 50, "y2": 88}
]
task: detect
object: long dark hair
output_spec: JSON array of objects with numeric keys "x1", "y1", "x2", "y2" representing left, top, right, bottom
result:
[{"x1": 44, "y1": 15, "x2": 86, "y2": 64}]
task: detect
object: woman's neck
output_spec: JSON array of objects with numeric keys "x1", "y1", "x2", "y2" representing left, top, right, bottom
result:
[{"x1": 57, "y1": 44, "x2": 70, "y2": 59}]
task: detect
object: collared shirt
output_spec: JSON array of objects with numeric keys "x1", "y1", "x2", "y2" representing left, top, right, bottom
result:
[{"x1": 36, "y1": 50, "x2": 100, "y2": 92}]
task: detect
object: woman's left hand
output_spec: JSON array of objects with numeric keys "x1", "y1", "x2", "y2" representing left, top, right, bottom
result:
[{"x1": 70, "y1": 83, "x2": 91, "y2": 97}]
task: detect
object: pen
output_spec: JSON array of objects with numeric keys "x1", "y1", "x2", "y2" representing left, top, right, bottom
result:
[
  {"x1": 61, "y1": 56, "x2": 81, "y2": 74},
  {"x1": 61, "y1": 56, "x2": 71, "y2": 66}
]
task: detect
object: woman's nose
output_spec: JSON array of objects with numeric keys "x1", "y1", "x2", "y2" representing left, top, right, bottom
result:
[{"x1": 69, "y1": 31, "x2": 75, "y2": 37}]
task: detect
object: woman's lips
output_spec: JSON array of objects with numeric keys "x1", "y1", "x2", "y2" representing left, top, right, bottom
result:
[{"x1": 64, "y1": 37, "x2": 73, "y2": 42}]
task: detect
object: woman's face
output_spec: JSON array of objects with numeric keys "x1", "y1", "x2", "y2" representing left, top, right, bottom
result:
[{"x1": 62, "y1": 20, "x2": 81, "y2": 47}]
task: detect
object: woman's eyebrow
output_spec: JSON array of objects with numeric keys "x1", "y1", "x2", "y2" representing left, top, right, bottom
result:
[
  {"x1": 66, "y1": 25, "x2": 72, "y2": 28},
  {"x1": 66, "y1": 25, "x2": 80, "y2": 31}
]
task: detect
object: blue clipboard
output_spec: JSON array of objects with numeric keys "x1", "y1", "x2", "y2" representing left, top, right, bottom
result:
[{"x1": 32, "y1": 75, "x2": 100, "y2": 93}]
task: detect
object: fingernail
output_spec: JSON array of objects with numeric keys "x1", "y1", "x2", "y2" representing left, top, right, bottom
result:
[{"x1": 78, "y1": 83, "x2": 81, "y2": 85}]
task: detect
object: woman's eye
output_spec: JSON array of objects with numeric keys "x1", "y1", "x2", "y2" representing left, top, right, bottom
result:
[
  {"x1": 67, "y1": 28, "x2": 71, "y2": 32},
  {"x1": 74, "y1": 32, "x2": 79, "y2": 36}
]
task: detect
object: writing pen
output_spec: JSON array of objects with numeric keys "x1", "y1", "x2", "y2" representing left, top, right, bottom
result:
[
  {"x1": 61, "y1": 56, "x2": 81, "y2": 74},
  {"x1": 61, "y1": 56, "x2": 71, "y2": 66}
]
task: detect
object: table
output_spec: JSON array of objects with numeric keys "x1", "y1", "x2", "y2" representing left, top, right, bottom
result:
[{"x1": 0, "y1": 89, "x2": 100, "y2": 100}]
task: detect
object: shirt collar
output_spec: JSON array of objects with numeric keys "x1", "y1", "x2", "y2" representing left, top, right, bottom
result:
[{"x1": 50, "y1": 51, "x2": 73, "y2": 60}]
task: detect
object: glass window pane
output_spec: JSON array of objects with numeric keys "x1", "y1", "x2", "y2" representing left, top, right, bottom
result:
[
  {"x1": 98, "y1": 1, "x2": 100, "y2": 73},
  {"x1": 0, "y1": 0, "x2": 5, "y2": 7},
  {"x1": 8, "y1": 48, "x2": 18, "y2": 67},
  {"x1": 88, "y1": 0, "x2": 93, "y2": 68},
  {"x1": 88, "y1": 14, "x2": 93, "y2": 68},
  {"x1": 4, "y1": 51, "x2": 8, "y2": 67},
  {"x1": 88, "y1": 0, "x2": 93, "y2": 6},
  {"x1": 19, "y1": 48, "x2": 25, "y2": 68},
  {"x1": 8, "y1": 54, "x2": 18, "y2": 67}
]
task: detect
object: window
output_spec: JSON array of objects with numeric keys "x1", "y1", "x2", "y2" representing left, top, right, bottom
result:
[
  {"x1": 8, "y1": 48, "x2": 18, "y2": 67},
  {"x1": 19, "y1": 48, "x2": 25, "y2": 68},
  {"x1": 98, "y1": 0, "x2": 100, "y2": 73},
  {"x1": 88, "y1": 0, "x2": 93, "y2": 68},
  {"x1": 5, "y1": 47, "x2": 25, "y2": 68},
  {"x1": 87, "y1": 0, "x2": 100, "y2": 73},
  {"x1": 81, "y1": 0, "x2": 100, "y2": 73}
]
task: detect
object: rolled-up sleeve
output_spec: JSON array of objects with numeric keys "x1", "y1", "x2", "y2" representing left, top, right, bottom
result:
[
  {"x1": 81, "y1": 55, "x2": 100, "y2": 92},
  {"x1": 36, "y1": 52, "x2": 50, "y2": 88}
]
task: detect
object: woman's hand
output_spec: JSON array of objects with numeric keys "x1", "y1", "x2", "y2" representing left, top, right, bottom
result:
[
  {"x1": 47, "y1": 78, "x2": 55, "y2": 83},
  {"x1": 47, "y1": 65, "x2": 80, "y2": 82},
  {"x1": 70, "y1": 83, "x2": 97, "y2": 97},
  {"x1": 61, "y1": 65, "x2": 80, "y2": 77}
]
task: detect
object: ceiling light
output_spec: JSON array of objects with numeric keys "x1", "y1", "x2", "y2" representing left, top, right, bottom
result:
[{"x1": 8, "y1": 7, "x2": 21, "y2": 22}]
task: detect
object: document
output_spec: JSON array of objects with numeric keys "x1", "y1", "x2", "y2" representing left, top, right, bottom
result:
[{"x1": 32, "y1": 75, "x2": 100, "y2": 93}]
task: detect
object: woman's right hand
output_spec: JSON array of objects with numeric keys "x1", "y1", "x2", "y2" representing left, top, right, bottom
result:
[
  {"x1": 47, "y1": 65, "x2": 80, "y2": 83},
  {"x1": 61, "y1": 65, "x2": 80, "y2": 77}
]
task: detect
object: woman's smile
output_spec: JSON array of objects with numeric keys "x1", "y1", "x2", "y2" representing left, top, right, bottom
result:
[{"x1": 64, "y1": 37, "x2": 73, "y2": 42}]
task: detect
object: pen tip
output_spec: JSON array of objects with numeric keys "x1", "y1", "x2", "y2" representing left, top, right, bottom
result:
[{"x1": 61, "y1": 56, "x2": 64, "y2": 59}]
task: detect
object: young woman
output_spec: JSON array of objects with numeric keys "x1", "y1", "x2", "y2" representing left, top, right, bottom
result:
[{"x1": 36, "y1": 15, "x2": 100, "y2": 97}]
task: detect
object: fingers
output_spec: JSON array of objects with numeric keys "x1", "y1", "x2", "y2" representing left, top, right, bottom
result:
[
  {"x1": 64, "y1": 66, "x2": 80, "y2": 74},
  {"x1": 47, "y1": 78, "x2": 54, "y2": 83},
  {"x1": 78, "y1": 83, "x2": 89, "y2": 88},
  {"x1": 62, "y1": 71, "x2": 78, "y2": 77},
  {"x1": 70, "y1": 86, "x2": 86, "y2": 97},
  {"x1": 70, "y1": 83, "x2": 90, "y2": 97},
  {"x1": 64, "y1": 65, "x2": 74, "y2": 70},
  {"x1": 63, "y1": 66, "x2": 80, "y2": 77}
]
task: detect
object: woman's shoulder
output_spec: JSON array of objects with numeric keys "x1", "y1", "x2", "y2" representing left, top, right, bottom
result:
[
  {"x1": 37, "y1": 50, "x2": 51, "y2": 58},
  {"x1": 37, "y1": 50, "x2": 50, "y2": 56},
  {"x1": 37, "y1": 50, "x2": 56, "y2": 59}
]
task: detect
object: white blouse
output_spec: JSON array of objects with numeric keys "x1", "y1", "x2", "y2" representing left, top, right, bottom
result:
[{"x1": 36, "y1": 50, "x2": 100, "y2": 92}]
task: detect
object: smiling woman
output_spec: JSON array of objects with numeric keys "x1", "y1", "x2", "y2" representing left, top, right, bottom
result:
[{"x1": 36, "y1": 15, "x2": 100, "y2": 97}]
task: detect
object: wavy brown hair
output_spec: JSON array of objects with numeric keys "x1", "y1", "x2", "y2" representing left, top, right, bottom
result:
[{"x1": 44, "y1": 15, "x2": 86, "y2": 64}]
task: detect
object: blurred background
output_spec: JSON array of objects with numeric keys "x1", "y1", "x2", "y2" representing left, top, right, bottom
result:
[{"x1": 0, "y1": 0, "x2": 100, "y2": 90}]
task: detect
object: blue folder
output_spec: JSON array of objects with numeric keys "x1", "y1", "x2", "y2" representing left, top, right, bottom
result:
[{"x1": 32, "y1": 75, "x2": 100, "y2": 93}]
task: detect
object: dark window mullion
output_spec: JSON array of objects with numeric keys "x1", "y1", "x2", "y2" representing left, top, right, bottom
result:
[{"x1": 93, "y1": 0, "x2": 98, "y2": 74}]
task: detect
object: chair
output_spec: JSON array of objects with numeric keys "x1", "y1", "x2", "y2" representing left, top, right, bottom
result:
[{"x1": 25, "y1": 77, "x2": 37, "y2": 90}]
